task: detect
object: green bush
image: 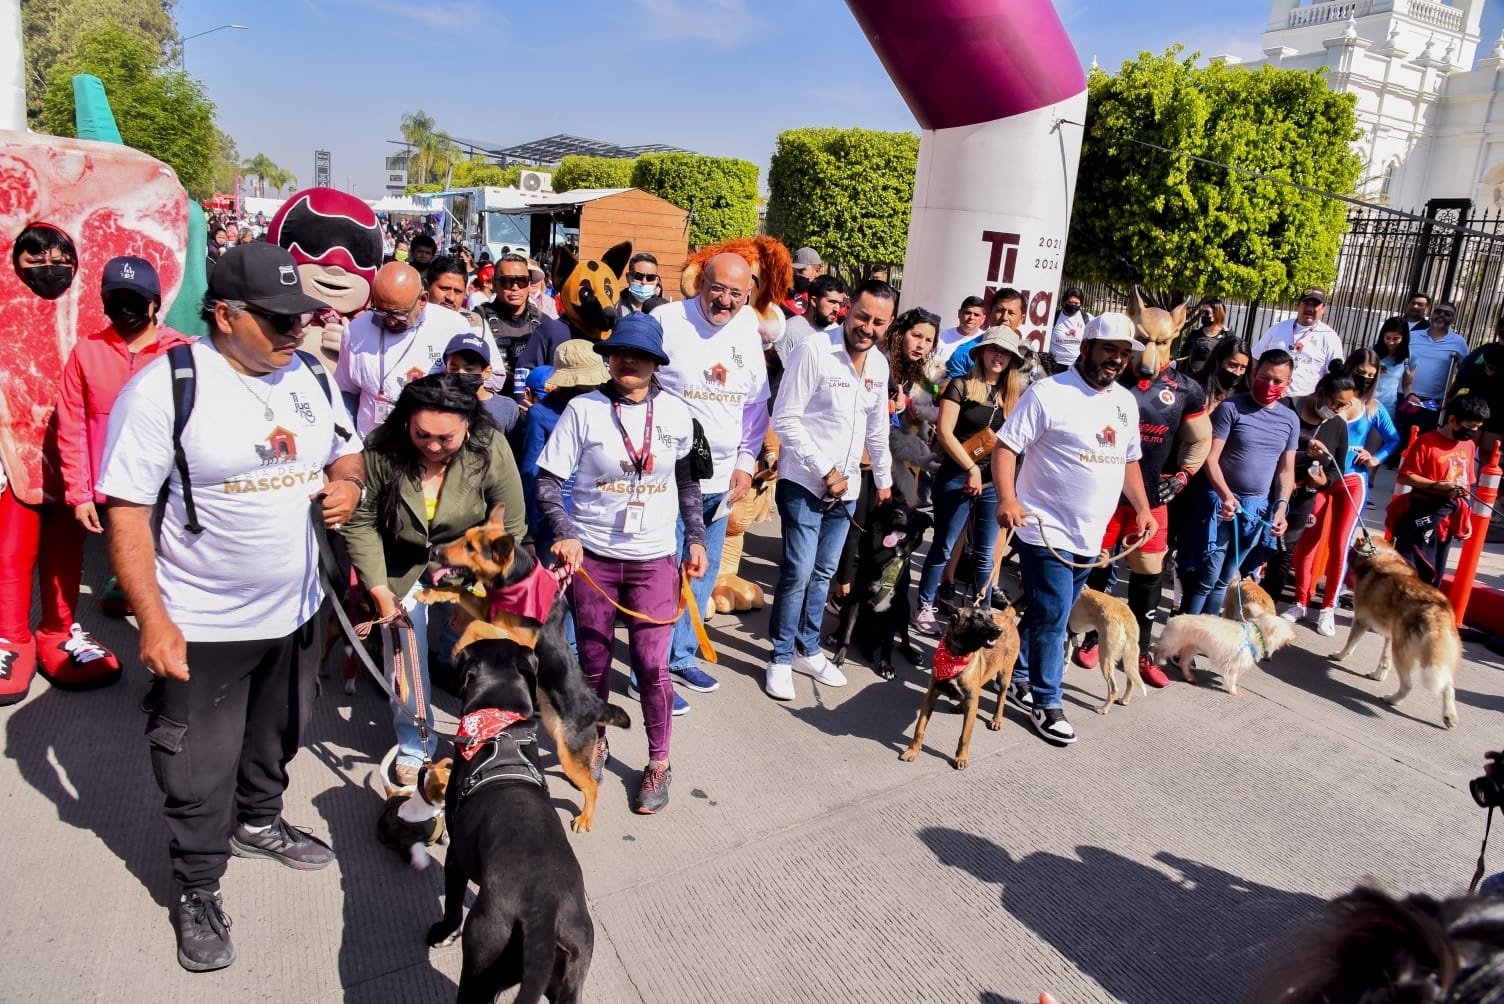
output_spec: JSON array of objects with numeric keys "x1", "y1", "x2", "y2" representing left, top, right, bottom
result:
[
  {"x1": 631, "y1": 153, "x2": 759, "y2": 246},
  {"x1": 552, "y1": 155, "x2": 637, "y2": 193}
]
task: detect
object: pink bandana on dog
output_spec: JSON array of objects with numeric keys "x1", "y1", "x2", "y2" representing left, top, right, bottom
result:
[{"x1": 487, "y1": 562, "x2": 559, "y2": 624}]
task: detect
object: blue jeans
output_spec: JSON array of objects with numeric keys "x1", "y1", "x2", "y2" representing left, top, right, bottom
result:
[
  {"x1": 769, "y1": 481, "x2": 853, "y2": 664},
  {"x1": 393, "y1": 586, "x2": 436, "y2": 768},
  {"x1": 668, "y1": 491, "x2": 728, "y2": 671},
  {"x1": 1015, "y1": 540, "x2": 1093, "y2": 709},
  {"x1": 916, "y1": 468, "x2": 998, "y2": 606},
  {"x1": 1179, "y1": 489, "x2": 1270, "y2": 616}
]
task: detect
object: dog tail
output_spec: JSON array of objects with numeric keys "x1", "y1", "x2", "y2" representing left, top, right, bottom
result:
[
  {"x1": 599, "y1": 702, "x2": 631, "y2": 730},
  {"x1": 513, "y1": 913, "x2": 557, "y2": 1004}
]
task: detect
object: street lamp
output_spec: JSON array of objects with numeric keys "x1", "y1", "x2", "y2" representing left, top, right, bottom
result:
[{"x1": 179, "y1": 24, "x2": 248, "y2": 68}]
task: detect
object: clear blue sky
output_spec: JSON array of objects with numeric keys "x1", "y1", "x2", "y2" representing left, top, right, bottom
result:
[{"x1": 174, "y1": 0, "x2": 1504, "y2": 197}]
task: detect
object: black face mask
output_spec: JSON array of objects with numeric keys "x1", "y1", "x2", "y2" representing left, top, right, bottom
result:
[
  {"x1": 104, "y1": 294, "x2": 155, "y2": 335},
  {"x1": 1453, "y1": 425, "x2": 1479, "y2": 442},
  {"x1": 1061, "y1": 303, "x2": 1080, "y2": 316},
  {"x1": 20, "y1": 264, "x2": 75, "y2": 300},
  {"x1": 1214, "y1": 368, "x2": 1241, "y2": 390},
  {"x1": 1353, "y1": 375, "x2": 1374, "y2": 395}
]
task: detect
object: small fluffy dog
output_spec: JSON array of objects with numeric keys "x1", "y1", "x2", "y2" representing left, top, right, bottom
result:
[
  {"x1": 900, "y1": 603, "x2": 1020, "y2": 770},
  {"x1": 376, "y1": 758, "x2": 451, "y2": 870},
  {"x1": 1067, "y1": 588, "x2": 1143, "y2": 714},
  {"x1": 1221, "y1": 575, "x2": 1276, "y2": 621},
  {"x1": 1334, "y1": 537, "x2": 1462, "y2": 728},
  {"x1": 1154, "y1": 613, "x2": 1294, "y2": 696}
]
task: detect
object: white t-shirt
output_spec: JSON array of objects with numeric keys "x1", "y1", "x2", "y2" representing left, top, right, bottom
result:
[
  {"x1": 776, "y1": 313, "x2": 837, "y2": 364},
  {"x1": 335, "y1": 306, "x2": 472, "y2": 436},
  {"x1": 653, "y1": 298, "x2": 771, "y2": 494},
  {"x1": 933, "y1": 325, "x2": 976, "y2": 365},
  {"x1": 97, "y1": 339, "x2": 361, "y2": 642},
  {"x1": 999, "y1": 366, "x2": 1143, "y2": 556},
  {"x1": 1252, "y1": 318, "x2": 1343, "y2": 398},
  {"x1": 1050, "y1": 311, "x2": 1088, "y2": 365},
  {"x1": 465, "y1": 290, "x2": 492, "y2": 309},
  {"x1": 536, "y1": 388, "x2": 694, "y2": 561},
  {"x1": 772, "y1": 333, "x2": 893, "y2": 502}
]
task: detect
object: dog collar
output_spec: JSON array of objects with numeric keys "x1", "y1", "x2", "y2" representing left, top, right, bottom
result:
[
  {"x1": 487, "y1": 562, "x2": 559, "y2": 625},
  {"x1": 1242, "y1": 621, "x2": 1270, "y2": 661},
  {"x1": 455, "y1": 707, "x2": 528, "y2": 760},
  {"x1": 933, "y1": 639, "x2": 969, "y2": 682}
]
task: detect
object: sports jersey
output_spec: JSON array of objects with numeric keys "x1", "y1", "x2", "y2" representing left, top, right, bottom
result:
[{"x1": 1122, "y1": 367, "x2": 1207, "y2": 489}]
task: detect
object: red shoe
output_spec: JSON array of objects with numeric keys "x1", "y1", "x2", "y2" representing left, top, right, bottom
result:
[
  {"x1": 0, "y1": 636, "x2": 37, "y2": 706},
  {"x1": 1072, "y1": 637, "x2": 1099, "y2": 670},
  {"x1": 36, "y1": 623, "x2": 121, "y2": 690},
  {"x1": 1139, "y1": 654, "x2": 1171, "y2": 689}
]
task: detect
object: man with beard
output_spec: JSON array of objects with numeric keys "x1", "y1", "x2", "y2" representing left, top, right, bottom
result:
[
  {"x1": 994, "y1": 314, "x2": 1156, "y2": 746},
  {"x1": 777, "y1": 273, "x2": 847, "y2": 363}
]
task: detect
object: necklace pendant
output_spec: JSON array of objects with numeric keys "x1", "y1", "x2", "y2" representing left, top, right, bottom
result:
[{"x1": 264, "y1": 406, "x2": 275, "y2": 422}]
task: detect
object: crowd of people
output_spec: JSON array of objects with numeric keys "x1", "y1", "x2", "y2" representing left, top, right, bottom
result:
[{"x1": 9, "y1": 220, "x2": 1504, "y2": 973}]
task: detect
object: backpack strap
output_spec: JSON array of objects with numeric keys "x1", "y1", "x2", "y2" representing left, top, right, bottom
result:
[
  {"x1": 295, "y1": 349, "x2": 352, "y2": 443},
  {"x1": 167, "y1": 343, "x2": 204, "y2": 535}
]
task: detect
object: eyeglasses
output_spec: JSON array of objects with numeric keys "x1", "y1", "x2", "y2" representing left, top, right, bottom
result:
[
  {"x1": 629, "y1": 271, "x2": 659, "y2": 283},
  {"x1": 493, "y1": 275, "x2": 531, "y2": 290},
  {"x1": 245, "y1": 305, "x2": 313, "y2": 335},
  {"x1": 705, "y1": 283, "x2": 748, "y2": 303},
  {"x1": 369, "y1": 301, "x2": 418, "y2": 322},
  {"x1": 1434, "y1": 310, "x2": 1456, "y2": 318}
]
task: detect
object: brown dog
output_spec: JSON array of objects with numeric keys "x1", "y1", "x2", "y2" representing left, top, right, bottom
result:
[
  {"x1": 418, "y1": 519, "x2": 631, "y2": 832},
  {"x1": 1221, "y1": 575, "x2": 1276, "y2": 621},
  {"x1": 900, "y1": 604, "x2": 1020, "y2": 770},
  {"x1": 1334, "y1": 537, "x2": 1461, "y2": 728},
  {"x1": 1067, "y1": 588, "x2": 1143, "y2": 714}
]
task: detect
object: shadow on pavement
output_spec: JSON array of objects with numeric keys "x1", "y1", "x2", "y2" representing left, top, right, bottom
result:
[{"x1": 919, "y1": 827, "x2": 1324, "y2": 1003}]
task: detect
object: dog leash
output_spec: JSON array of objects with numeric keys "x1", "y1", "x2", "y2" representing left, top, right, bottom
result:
[
  {"x1": 564, "y1": 563, "x2": 719, "y2": 665},
  {"x1": 1020, "y1": 513, "x2": 1148, "y2": 569}
]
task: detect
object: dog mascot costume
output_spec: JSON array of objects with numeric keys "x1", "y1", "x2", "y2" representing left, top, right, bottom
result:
[
  {"x1": 1086, "y1": 289, "x2": 1211, "y2": 672},
  {"x1": 267, "y1": 187, "x2": 384, "y2": 371}
]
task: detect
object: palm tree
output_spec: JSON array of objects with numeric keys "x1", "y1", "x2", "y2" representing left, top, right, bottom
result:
[
  {"x1": 399, "y1": 110, "x2": 461, "y2": 187},
  {"x1": 241, "y1": 153, "x2": 292, "y2": 198}
]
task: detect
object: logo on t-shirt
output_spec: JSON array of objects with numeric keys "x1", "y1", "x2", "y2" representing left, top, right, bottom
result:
[
  {"x1": 1097, "y1": 426, "x2": 1117, "y2": 448},
  {"x1": 404, "y1": 366, "x2": 425, "y2": 384},
  {"x1": 254, "y1": 427, "x2": 300, "y2": 466},
  {"x1": 705, "y1": 363, "x2": 728, "y2": 386},
  {"x1": 289, "y1": 391, "x2": 318, "y2": 425},
  {"x1": 731, "y1": 347, "x2": 745, "y2": 369}
]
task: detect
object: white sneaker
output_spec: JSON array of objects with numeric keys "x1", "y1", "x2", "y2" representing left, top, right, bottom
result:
[
  {"x1": 1315, "y1": 607, "x2": 1336, "y2": 637},
  {"x1": 911, "y1": 602, "x2": 943, "y2": 637},
  {"x1": 765, "y1": 662, "x2": 795, "y2": 701},
  {"x1": 1281, "y1": 603, "x2": 1307, "y2": 623},
  {"x1": 793, "y1": 651, "x2": 846, "y2": 687}
]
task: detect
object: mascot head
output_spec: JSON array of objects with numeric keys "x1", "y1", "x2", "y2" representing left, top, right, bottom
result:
[
  {"x1": 552, "y1": 240, "x2": 632, "y2": 340},
  {"x1": 680, "y1": 237, "x2": 793, "y2": 347},
  {"x1": 268, "y1": 188, "x2": 383, "y2": 316},
  {"x1": 1128, "y1": 286, "x2": 1189, "y2": 382}
]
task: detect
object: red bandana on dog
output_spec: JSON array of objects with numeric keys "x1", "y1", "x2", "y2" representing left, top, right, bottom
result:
[
  {"x1": 456, "y1": 708, "x2": 528, "y2": 760},
  {"x1": 487, "y1": 562, "x2": 559, "y2": 624},
  {"x1": 932, "y1": 640, "x2": 970, "y2": 681}
]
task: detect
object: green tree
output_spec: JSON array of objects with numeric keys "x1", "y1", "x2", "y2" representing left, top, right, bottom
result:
[
  {"x1": 764, "y1": 127, "x2": 918, "y2": 269},
  {"x1": 631, "y1": 153, "x2": 758, "y2": 246},
  {"x1": 450, "y1": 157, "x2": 521, "y2": 189},
  {"x1": 399, "y1": 109, "x2": 461, "y2": 188},
  {"x1": 241, "y1": 152, "x2": 294, "y2": 198},
  {"x1": 22, "y1": 0, "x2": 179, "y2": 125},
  {"x1": 1065, "y1": 48, "x2": 1363, "y2": 300},
  {"x1": 40, "y1": 22, "x2": 221, "y2": 198},
  {"x1": 552, "y1": 155, "x2": 637, "y2": 193}
]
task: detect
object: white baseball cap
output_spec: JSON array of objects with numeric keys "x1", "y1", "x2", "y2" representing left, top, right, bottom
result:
[{"x1": 1081, "y1": 311, "x2": 1145, "y2": 351}]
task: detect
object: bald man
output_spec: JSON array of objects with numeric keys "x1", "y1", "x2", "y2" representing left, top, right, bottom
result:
[
  {"x1": 649, "y1": 251, "x2": 771, "y2": 699},
  {"x1": 335, "y1": 261, "x2": 476, "y2": 435}
]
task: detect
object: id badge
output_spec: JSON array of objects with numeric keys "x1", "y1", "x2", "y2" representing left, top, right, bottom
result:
[
  {"x1": 374, "y1": 394, "x2": 395, "y2": 425},
  {"x1": 624, "y1": 500, "x2": 646, "y2": 534}
]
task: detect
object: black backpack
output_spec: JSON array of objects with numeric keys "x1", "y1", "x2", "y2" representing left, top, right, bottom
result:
[{"x1": 166, "y1": 342, "x2": 348, "y2": 534}]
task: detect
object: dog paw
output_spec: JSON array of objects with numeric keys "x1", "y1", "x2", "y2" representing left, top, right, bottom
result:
[
  {"x1": 1383, "y1": 692, "x2": 1402, "y2": 707},
  {"x1": 953, "y1": 756, "x2": 969, "y2": 771},
  {"x1": 986, "y1": 718, "x2": 1003, "y2": 731},
  {"x1": 570, "y1": 815, "x2": 593, "y2": 833},
  {"x1": 876, "y1": 663, "x2": 896, "y2": 681},
  {"x1": 427, "y1": 923, "x2": 461, "y2": 948},
  {"x1": 1445, "y1": 714, "x2": 1459, "y2": 729},
  {"x1": 898, "y1": 747, "x2": 918, "y2": 762},
  {"x1": 1095, "y1": 704, "x2": 1110, "y2": 716}
]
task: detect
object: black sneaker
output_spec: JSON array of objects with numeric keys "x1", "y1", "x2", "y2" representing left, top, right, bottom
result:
[
  {"x1": 635, "y1": 761, "x2": 671, "y2": 815},
  {"x1": 1005, "y1": 681, "x2": 1035, "y2": 713},
  {"x1": 175, "y1": 888, "x2": 234, "y2": 972},
  {"x1": 230, "y1": 817, "x2": 335, "y2": 870},
  {"x1": 1031, "y1": 707, "x2": 1077, "y2": 745}
]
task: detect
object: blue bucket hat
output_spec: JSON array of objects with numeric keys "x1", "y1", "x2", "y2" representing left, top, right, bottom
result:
[{"x1": 595, "y1": 310, "x2": 671, "y2": 366}]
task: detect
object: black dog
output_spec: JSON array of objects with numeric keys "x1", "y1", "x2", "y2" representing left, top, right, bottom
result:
[
  {"x1": 828, "y1": 502, "x2": 933, "y2": 679},
  {"x1": 427, "y1": 639, "x2": 593, "y2": 1004}
]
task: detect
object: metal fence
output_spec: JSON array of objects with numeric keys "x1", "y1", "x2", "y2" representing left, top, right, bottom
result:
[{"x1": 1069, "y1": 198, "x2": 1504, "y2": 353}]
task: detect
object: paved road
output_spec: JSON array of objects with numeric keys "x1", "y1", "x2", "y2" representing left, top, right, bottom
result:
[{"x1": 3, "y1": 497, "x2": 1501, "y2": 1003}]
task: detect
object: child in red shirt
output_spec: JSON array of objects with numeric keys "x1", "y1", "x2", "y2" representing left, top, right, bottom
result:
[{"x1": 1385, "y1": 395, "x2": 1488, "y2": 587}]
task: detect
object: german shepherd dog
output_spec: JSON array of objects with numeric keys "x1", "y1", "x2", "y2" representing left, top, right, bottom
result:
[
  {"x1": 428, "y1": 640, "x2": 593, "y2": 1004},
  {"x1": 899, "y1": 603, "x2": 1020, "y2": 770},
  {"x1": 828, "y1": 502, "x2": 933, "y2": 679},
  {"x1": 418, "y1": 519, "x2": 630, "y2": 831},
  {"x1": 1334, "y1": 536, "x2": 1462, "y2": 728}
]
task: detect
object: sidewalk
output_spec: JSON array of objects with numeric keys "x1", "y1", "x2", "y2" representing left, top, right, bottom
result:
[{"x1": 3, "y1": 473, "x2": 1502, "y2": 1002}]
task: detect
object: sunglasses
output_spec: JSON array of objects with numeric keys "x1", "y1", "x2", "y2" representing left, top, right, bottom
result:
[
  {"x1": 493, "y1": 275, "x2": 531, "y2": 289},
  {"x1": 629, "y1": 271, "x2": 659, "y2": 283},
  {"x1": 369, "y1": 302, "x2": 418, "y2": 323},
  {"x1": 245, "y1": 305, "x2": 313, "y2": 335}
]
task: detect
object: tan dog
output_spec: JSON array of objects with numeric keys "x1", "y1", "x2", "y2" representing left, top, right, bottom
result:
[
  {"x1": 1067, "y1": 588, "x2": 1143, "y2": 714},
  {"x1": 1155, "y1": 613, "x2": 1294, "y2": 696},
  {"x1": 1221, "y1": 575, "x2": 1276, "y2": 621},
  {"x1": 1334, "y1": 537, "x2": 1461, "y2": 728},
  {"x1": 900, "y1": 604, "x2": 1020, "y2": 770}
]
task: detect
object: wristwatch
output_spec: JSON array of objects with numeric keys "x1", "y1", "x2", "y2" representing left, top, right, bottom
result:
[{"x1": 341, "y1": 476, "x2": 367, "y2": 505}]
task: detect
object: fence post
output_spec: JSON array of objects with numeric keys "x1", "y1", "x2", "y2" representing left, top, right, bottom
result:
[{"x1": 1241, "y1": 298, "x2": 1260, "y2": 347}]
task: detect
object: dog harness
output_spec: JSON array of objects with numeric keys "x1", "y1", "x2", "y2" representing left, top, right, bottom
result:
[
  {"x1": 487, "y1": 562, "x2": 559, "y2": 624},
  {"x1": 932, "y1": 639, "x2": 970, "y2": 682},
  {"x1": 454, "y1": 709, "x2": 546, "y2": 800},
  {"x1": 870, "y1": 550, "x2": 907, "y2": 614},
  {"x1": 1240, "y1": 621, "x2": 1271, "y2": 661}
]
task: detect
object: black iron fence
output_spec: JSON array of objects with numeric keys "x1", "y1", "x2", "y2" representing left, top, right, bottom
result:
[{"x1": 1069, "y1": 198, "x2": 1504, "y2": 354}]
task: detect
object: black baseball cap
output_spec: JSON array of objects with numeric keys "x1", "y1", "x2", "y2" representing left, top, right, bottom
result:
[{"x1": 208, "y1": 242, "x2": 325, "y2": 314}]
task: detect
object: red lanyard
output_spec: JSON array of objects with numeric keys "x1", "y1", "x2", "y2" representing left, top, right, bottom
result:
[{"x1": 612, "y1": 397, "x2": 654, "y2": 478}]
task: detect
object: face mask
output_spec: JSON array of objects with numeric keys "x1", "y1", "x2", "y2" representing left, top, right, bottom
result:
[
  {"x1": 1316, "y1": 404, "x2": 1337, "y2": 421},
  {"x1": 104, "y1": 296, "x2": 154, "y2": 335},
  {"x1": 1353, "y1": 376, "x2": 1373, "y2": 394},
  {"x1": 394, "y1": 250, "x2": 409, "y2": 261},
  {"x1": 1061, "y1": 303, "x2": 1080, "y2": 316},
  {"x1": 20, "y1": 264, "x2": 74, "y2": 300},
  {"x1": 628, "y1": 281, "x2": 657, "y2": 301},
  {"x1": 1453, "y1": 425, "x2": 1478, "y2": 442},
  {"x1": 1251, "y1": 377, "x2": 1283, "y2": 406},
  {"x1": 1214, "y1": 368, "x2": 1240, "y2": 390}
]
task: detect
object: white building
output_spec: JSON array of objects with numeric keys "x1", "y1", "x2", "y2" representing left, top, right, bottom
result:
[{"x1": 1246, "y1": 0, "x2": 1504, "y2": 209}]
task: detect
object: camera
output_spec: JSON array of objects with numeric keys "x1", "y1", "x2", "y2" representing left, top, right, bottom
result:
[{"x1": 1472, "y1": 752, "x2": 1504, "y2": 807}]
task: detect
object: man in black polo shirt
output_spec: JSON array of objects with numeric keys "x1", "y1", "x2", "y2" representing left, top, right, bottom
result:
[{"x1": 476, "y1": 253, "x2": 566, "y2": 397}]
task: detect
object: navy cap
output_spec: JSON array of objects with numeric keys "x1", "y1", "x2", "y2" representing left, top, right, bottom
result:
[
  {"x1": 101, "y1": 256, "x2": 160, "y2": 300},
  {"x1": 443, "y1": 332, "x2": 492, "y2": 364},
  {"x1": 595, "y1": 310, "x2": 670, "y2": 366}
]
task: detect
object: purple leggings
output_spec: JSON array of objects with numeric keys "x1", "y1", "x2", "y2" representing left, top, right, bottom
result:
[{"x1": 569, "y1": 552, "x2": 679, "y2": 762}]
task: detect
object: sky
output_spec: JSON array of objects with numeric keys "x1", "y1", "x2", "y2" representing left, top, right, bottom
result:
[{"x1": 175, "y1": 0, "x2": 1504, "y2": 198}]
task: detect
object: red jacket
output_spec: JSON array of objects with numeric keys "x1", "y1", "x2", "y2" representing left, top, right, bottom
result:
[{"x1": 54, "y1": 324, "x2": 192, "y2": 506}]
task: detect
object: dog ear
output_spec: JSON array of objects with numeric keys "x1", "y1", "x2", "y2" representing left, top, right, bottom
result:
[
  {"x1": 489, "y1": 531, "x2": 516, "y2": 569},
  {"x1": 601, "y1": 240, "x2": 633, "y2": 279},
  {"x1": 484, "y1": 503, "x2": 506, "y2": 528}
]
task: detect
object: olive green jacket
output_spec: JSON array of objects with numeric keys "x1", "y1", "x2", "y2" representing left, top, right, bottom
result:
[{"x1": 340, "y1": 434, "x2": 527, "y2": 599}]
